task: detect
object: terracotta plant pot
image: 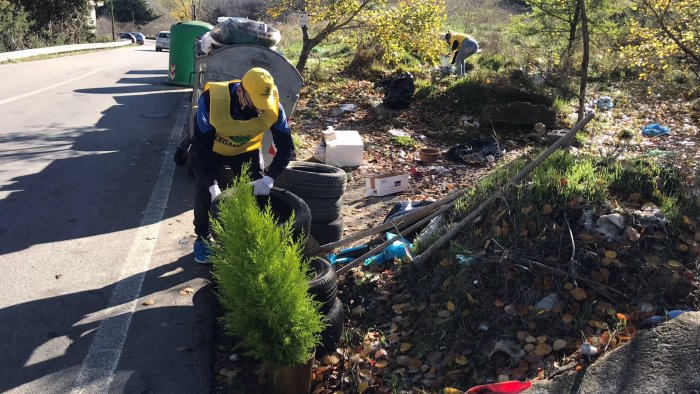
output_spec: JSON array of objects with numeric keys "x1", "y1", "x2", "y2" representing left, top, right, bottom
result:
[
  {"x1": 419, "y1": 148, "x2": 441, "y2": 163},
  {"x1": 267, "y1": 354, "x2": 315, "y2": 394}
]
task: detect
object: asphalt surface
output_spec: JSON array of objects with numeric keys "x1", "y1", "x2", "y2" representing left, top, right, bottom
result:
[{"x1": 0, "y1": 43, "x2": 214, "y2": 393}]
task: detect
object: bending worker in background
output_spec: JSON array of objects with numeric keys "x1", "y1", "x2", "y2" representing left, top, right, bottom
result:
[
  {"x1": 445, "y1": 31, "x2": 480, "y2": 76},
  {"x1": 190, "y1": 67, "x2": 293, "y2": 264}
]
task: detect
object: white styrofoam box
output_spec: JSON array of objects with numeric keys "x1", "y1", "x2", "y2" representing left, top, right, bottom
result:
[
  {"x1": 365, "y1": 173, "x2": 410, "y2": 197},
  {"x1": 323, "y1": 128, "x2": 363, "y2": 167}
]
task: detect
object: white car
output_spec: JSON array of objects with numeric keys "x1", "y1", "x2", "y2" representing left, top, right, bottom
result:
[{"x1": 155, "y1": 31, "x2": 170, "y2": 52}]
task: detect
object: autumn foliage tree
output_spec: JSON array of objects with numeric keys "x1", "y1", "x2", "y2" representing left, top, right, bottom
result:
[
  {"x1": 268, "y1": 0, "x2": 446, "y2": 73},
  {"x1": 620, "y1": 0, "x2": 700, "y2": 79}
]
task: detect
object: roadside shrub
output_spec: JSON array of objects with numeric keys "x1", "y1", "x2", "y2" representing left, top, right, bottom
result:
[
  {"x1": 210, "y1": 167, "x2": 324, "y2": 367},
  {"x1": 0, "y1": 0, "x2": 33, "y2": 51}
]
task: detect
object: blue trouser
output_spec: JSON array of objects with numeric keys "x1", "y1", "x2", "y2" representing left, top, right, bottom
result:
[{"x1": 454, "y1": 40, "x2": 478, "y2": 76}]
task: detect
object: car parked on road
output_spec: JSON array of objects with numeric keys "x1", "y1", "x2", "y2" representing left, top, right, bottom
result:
[
  {"x1": 130, "y1": 32, "x2": 145, "y2": 45},
  {"x1": 155, "y1": 31, "x2": 170, "y2": 52},
  {"x1": 118, "y1": 32, "x2": 136, "y2": 43}
]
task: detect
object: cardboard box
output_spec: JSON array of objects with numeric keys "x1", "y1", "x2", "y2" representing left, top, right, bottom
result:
[
  {"x1": 317, "y1": 128, "x2": 364, "y2": 167},
  {"x1": 365, "y1": 173, "x2": 409, "y2": 196}
]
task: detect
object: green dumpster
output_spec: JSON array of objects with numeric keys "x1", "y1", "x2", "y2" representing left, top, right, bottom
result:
[{"x1": 167, "y1": 21, "x2": 212, "y2": 87}]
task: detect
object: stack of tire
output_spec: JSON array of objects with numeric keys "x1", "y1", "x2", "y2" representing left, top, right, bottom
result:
[
  {"x1": 275, "y1": 162, "x2": 348, "y2": 245},
  {"x1": 307, "y1": 258, "x2": 343, "y2": 356}
]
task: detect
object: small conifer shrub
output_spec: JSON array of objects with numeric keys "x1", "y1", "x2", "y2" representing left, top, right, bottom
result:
[{"x1": 210, "y1": 168, "x2": 324, "y2": 366}]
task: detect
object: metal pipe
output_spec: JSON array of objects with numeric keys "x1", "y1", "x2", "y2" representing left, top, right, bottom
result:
[{"x1": 411, "y1": 112, "x2": 595, "y2": 268}]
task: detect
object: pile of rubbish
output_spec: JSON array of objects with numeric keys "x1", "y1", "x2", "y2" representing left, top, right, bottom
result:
[{"x1": 200, "y1": 17, "x2": 281, "y2": 54}]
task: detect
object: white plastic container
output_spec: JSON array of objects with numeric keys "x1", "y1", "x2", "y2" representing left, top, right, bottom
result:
[{"x1": 319, "y1": 128, "x2": 364, "y2": 167}]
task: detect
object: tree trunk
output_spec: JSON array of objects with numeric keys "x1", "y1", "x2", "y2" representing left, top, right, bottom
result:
[
  {"x1": 578, "y1": 0, "x2": 589, "y2": 123},
  {"x1": 567, "y1": 0, "x2": 581, "y2": 52},
  {"x1": 296, "y1": 40, "x2": 314, "y2": 73},
  {"x1": 296, "y1": 26, "x2": 329, "y2": 74}
]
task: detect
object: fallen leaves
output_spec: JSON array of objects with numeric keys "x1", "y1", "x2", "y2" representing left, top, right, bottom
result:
[
  {"x1": 534, "y1": 343, "x2": 552, "y2": 356},
  {"x1": 570, "y1": 287, "x2": 587, "y2": 301},
  {"x1": 553, "y1": 339, "x2": 567, "y2": 351},
  {"x1": 454, "y1": 355, "x2": 468, "y2": 365},
  {"x1": 178, "y1": 287, "x2": 195, "y2": 296}
]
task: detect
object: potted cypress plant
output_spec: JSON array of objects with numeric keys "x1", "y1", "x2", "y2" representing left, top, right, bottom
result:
[{"x1": 210, "y1": 168, "x2": 324, "y2": 394}]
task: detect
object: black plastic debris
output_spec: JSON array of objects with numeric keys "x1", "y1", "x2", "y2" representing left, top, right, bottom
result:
[
  {"x1": 446, "y1": 138, "x2": 503, "y2": 165},
  {"x1": 375, "y1": 73, "x2": 415, "y2": 110}
]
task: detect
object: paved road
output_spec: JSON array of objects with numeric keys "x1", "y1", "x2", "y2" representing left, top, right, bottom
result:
[{"x1": 0, "y1": 43, "x2": 214, "y2": 393}]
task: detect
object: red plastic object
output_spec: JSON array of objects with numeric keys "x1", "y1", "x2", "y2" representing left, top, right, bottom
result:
[{"x1": 466, "y1": 380, "x2": 532, "y2": 394}]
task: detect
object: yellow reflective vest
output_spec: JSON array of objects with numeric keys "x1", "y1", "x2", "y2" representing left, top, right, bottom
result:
[
  {"x1": 449, "y1": 33, "x2": 469, "y2": 53},
  {"x1": 206, "y1": 81, "x2": 280, "y2": 156}
]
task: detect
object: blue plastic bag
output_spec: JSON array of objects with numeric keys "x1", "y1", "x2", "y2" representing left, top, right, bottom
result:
[{"x1": 642, "y1": 123, "x2": 670, "y2": 137}]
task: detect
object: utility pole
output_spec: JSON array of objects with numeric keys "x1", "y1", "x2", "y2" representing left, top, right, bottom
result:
[{"x1": 110, "y1": 0, "x2": 115, "y2": 41}]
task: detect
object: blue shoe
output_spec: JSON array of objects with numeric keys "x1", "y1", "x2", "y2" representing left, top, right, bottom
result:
[{"x1": 194, "y1": 238, "x2": 211, "y2": 264}]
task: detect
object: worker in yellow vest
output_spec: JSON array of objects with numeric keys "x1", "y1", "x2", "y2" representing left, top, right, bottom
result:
[
  {"x1": 445, "y1": 32, "x2": 479, "y2": 76},
  {"x1": 189, "y1": 67, "x2": 294, "y2": 264}
]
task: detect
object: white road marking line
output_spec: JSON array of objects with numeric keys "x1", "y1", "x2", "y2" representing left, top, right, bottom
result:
[
  {"x1": 71, "y1": 92, "x2": 189, "y2": 393},
  {"x1": 0, "y1": 62, "x2": 125, "y2": 106}
]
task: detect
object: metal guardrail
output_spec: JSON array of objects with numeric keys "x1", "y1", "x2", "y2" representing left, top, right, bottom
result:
[{"x1": 0, "y1": 41, "x2": 132, "y2": 63}]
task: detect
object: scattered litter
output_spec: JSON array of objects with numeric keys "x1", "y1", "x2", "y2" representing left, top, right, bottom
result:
[
  {"x1": 594, "y1": 213, "x2": 626, "y2": 240},
  {"x1": 229, "y1": 353, "x2": 240, "y2": 362},
  {"x1": 642, "y1": 123, "x2": 670, "y2": 137},
  {"x1": 366, "y1": 173, "x2": 410, "y2": 196},
  {"x1": 460, "y1": 115, "x2": 480, "y2": 128},
  {"x1": 425, "y1": 165, "x2": 450, "y2": 173},
  {"x1": 580, "y1": 343, "x2": 599, "y2": 356},
  {"x1": 374, "y1": 73, "x2": 415, "y2": 109},
  {"x1": 534, "y1": 293, "x2": 558, "y2": 313},
  {"x1": 596, "y1": 96, "x2": 614, "y2": 111},
  {"x1": 415, "y1": 215, "x2": 446, "y2": 246},
  {"x1": 534, "y1": 122, "x2": 547, "y2": 136},
  {"x1": 314, "y1": 127, "x2": 364, "y2": 167},
  {"x1": 455, "y1": 254, "x2": 477, "y2": 267},
  {"x1": 466, "y1": 381, "x2": 532, "y2": 394},
  {"x1": 388, "y1": 128, "x2": 410, "y2": 137},
  {"x1": 489, "y1": 340, "x2": 525, "y2": 361},
  {"x1": 339, "y1": 103, "x2": 356, "y2": 112},
  {"x1": 327, "y1": 244, "x2": 370, "y2": 265},
  {"x1": 580, "y1": 209, "x2": 596, "y2": 231},
  {"x1": 446, "y1": 138, "x2": 503, "y2": 166},
  {"x1": 633, "y1": 203, "x2": 667, "y2": 231},
  {"x1": 330, "y1": 104, "x2": 356, "y2": 117},
  {"x1": 639, "y1": 309, "x2": 686, "y2": 328},
  {"x1": 384, "y1": 200, "x2": 435, "y2": 223},
  {"x1": 364, "y1": 233, "x2": 412, "y2": 266}
]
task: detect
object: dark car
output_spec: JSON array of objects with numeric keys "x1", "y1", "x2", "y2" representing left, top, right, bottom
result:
[
  {"x1": 118, "y1": 32, "x2": 136, "y2": 43},
  {"x1": 130, "y1": 32, "x2": 146, "y2": 45}
]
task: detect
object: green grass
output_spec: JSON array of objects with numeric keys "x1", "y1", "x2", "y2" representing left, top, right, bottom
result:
[
  {"x1": 449, "y1": 150, "x2": 691, "y2": 252},
  {"x1": 391, "y1": 135, "x2": 418, "y2": 148}
]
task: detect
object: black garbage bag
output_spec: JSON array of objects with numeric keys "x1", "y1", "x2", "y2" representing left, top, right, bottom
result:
[
  {"x1": 446, "y1": 138, "x2": 503, "y2": 165},
  {"x1": 375, "y1": 73, "x2": 415, "y2": 110}
]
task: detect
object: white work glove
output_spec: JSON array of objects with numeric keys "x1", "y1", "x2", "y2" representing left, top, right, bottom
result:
[
  {"x1": 252, "y1": 176, "x2": 274, "y2": 196},
  {"x1": 209, "y1": 183, "x2": 221, "y2": 202}
]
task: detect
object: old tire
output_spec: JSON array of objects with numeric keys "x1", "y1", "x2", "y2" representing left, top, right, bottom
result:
[
  {"x1": 174, "y1": 147, "x2": 188, "y2": 166},
  {"x1": 316, "y1": 297, "x2": 344, "y2": 357},
  {"x1": 310, "y1": 217, "x2": 344, "y2": 246},
  {"x1": 275, "y1": 162, "x2": 347, "y2": 199},
  {"x1": 214, "y1": 187, "x2": 311, "y2": 242},
  {"x1": 308, "y1": 258, "x2": 337, "y2": 313},
  {"x1": 304, "y1": 197, "x2": 342, "y2": 223}
]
